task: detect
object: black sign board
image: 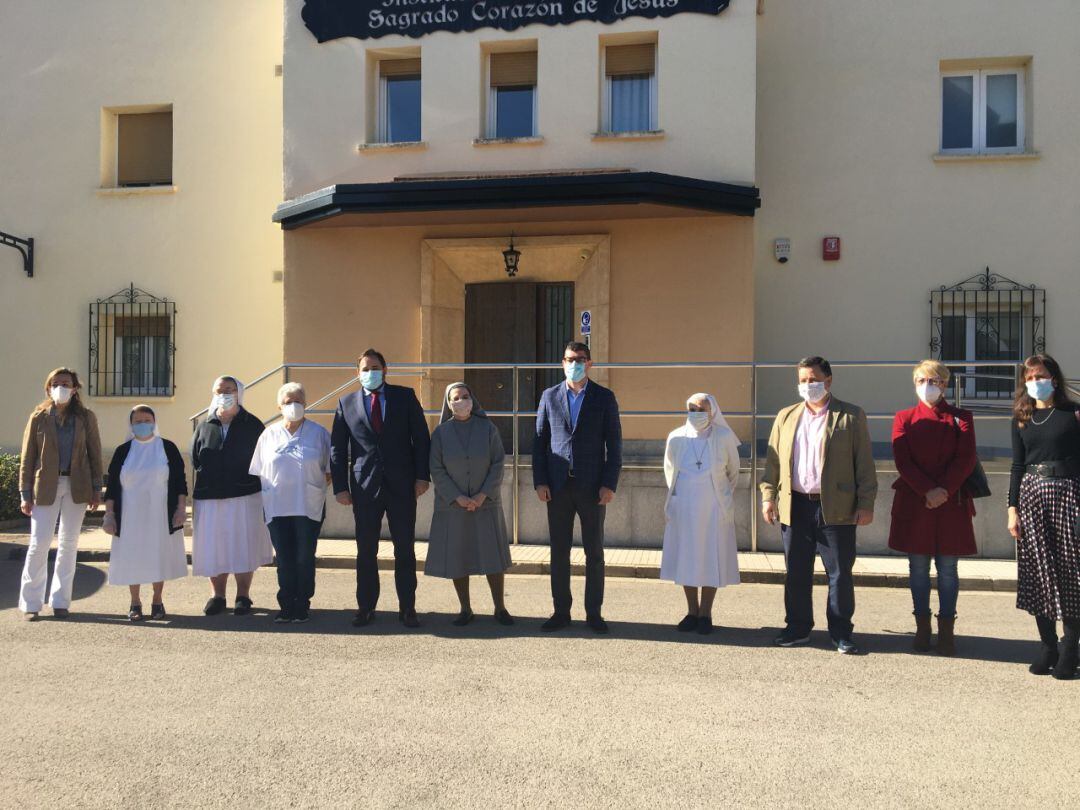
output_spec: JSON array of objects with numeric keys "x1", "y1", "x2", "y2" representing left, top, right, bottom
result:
[{"x1": 302, "y1": 0, "x2": 731, "y2": 43}]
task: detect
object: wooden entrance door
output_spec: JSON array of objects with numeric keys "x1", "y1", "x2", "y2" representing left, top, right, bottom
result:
[{"x1": 464, "y1": 281, "x2": 573, "y2": 454}]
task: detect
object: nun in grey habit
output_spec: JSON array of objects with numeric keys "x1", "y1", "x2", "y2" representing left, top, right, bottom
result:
[{"x1": 426, "y1": 382, "x2": 513, "y2": 626}]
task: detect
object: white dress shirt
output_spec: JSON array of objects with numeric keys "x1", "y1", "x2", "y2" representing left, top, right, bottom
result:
[{"x1": 249, "y1": 420, "x2": 331, "y2": 522}]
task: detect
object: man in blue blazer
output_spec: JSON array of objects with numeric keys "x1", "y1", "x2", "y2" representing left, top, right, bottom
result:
[
  {"x1": 331, "y1": 349, "x2": 431, "y2": 628},
  {"x1": 533, "y1": 341, "x2": 622, "y2": 633}
]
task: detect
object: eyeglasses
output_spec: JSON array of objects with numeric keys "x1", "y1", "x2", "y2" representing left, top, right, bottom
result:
[{"x1": 563, "y1": 356, "x2": 588, "y2": 363}]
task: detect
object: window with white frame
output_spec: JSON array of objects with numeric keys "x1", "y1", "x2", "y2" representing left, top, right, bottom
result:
[
  {"x1": 487, "y1": 51, "x2": 537, "y2": 139},
  {"x1": 603, "y1": 42, "x2": 657, "y2": 133},
  {"x1": 940, "y1": 67, "x2": 1025, "y2": 154},
  {"x1": 376, "y1": 58, "x2": 421, "y2": 143}
]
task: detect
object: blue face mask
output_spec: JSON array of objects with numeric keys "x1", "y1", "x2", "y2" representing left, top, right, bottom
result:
[
  {"x1": 1026, "y1": 378, "x2": 1054, "y2": 402},
  {"x1": 564, "y1": 362, "x2": 586, "y2": 384},
  {"x1": 132, "y1": 422, "x2": 155, "y2": 439},
  {"x1": 361, "y1": 369, "x2": 384, "y2": 391}
]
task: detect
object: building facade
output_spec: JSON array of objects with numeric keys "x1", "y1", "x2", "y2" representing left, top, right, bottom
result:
[{"x1": 2, "y1": 0, "x2": 1079, "y2": 555}]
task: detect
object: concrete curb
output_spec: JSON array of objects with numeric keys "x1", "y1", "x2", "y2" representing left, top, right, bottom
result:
[{"x1": 3, "y1": 546, "x2": 1017, "y2": 592}]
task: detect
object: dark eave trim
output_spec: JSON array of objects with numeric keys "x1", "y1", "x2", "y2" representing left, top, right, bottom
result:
[{"x1": 273, "y1": 171, "x2": 761, "y2": 229}]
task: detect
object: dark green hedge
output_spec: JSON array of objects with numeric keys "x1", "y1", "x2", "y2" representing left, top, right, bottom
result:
[{"x1": 0, "y1": 454, "x2": 22, "y2": 521}]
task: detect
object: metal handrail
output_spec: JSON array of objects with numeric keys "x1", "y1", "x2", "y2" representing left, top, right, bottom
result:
[{"x1": 188, "y1": 358, "x2": 1026, "y2": 552}]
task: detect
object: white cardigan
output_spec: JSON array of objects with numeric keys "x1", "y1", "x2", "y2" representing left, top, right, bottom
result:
[{"x1": 663, "y1": 424, "x2": 741, "y2": 509}]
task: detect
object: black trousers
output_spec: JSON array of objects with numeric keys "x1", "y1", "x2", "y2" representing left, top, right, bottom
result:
[
  {"x1": 268, "y1": 515, "x2": 321, "y2": 614},
  {"x1": 352, "y1": 489, "x2": 417, "y2": 613},
  {"x1": 781, "y1": 492, "x2": 857, "y2": 640},
  {"x1": 547, "y1": 480, "x2": 606, "y2": 617}
]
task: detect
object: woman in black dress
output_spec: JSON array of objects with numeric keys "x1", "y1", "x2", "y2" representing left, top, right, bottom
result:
[{"x1": 1008, "y1": 354, "x2": 1080, "y2": 679}]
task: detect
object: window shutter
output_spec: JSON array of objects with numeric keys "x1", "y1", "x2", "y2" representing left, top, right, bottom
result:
[
  {"x1": 490, "y1": 52, "x2": 537, "y2": 87},
  {"x1": 380, "y1": 58, "x2": 421, "y2": 78},
  {"x1": 605, "y1": 43, "x2": 656, "y2": 77},
  {"x1": 117, "y1": 112, "x2": 172, "y2": 186}
]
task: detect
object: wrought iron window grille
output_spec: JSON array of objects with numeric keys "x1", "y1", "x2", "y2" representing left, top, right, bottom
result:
[
  {"x1": 89, "y1": 284, "x2": 177, "y2": 397},
  {"x1": 930, "y1": 267, "x2": 1045, "y2": 399}
]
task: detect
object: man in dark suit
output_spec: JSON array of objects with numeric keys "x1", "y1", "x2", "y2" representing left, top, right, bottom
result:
[
  {"x1": 533, "y1": 341, "x2": 622, "y2": 633},
  {"x1": 331, "y1": 349, "x2": 431, "y2": 628}
]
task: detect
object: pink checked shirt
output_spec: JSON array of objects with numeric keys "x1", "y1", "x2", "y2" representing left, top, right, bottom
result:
[{"x1": 792, "y1": 400, "x2": 830, "y2": 494}]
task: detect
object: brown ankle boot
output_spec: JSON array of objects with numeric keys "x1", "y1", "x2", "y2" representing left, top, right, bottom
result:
[
  {"x1": 913, "y1": 613, "x2": 932, "y2": 652},
  {"x1": 937, "y1": 614, "x2": 956, "y2": 656}
]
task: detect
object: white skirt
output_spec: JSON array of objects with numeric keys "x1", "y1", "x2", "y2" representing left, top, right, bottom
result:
[
  {"x1": 192, "y1": 494, "x2": 274, "y2": 577},
  {"x1": 660, "y1": 470, "x2": 740, "y2": 588},
  {"x1": 109, "y1": 529, "x2": 188, "y2": 586},
  {"x1": 109, "y1": 463, "x2": 187, "y2": 586}
]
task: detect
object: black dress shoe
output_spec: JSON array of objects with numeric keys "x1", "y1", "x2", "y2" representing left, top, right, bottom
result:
[
  {"x1": 127, "y1": 604, "x2": 144, "y2": 622},
  {"x1": 696, "y1": 616, "x2": 713, "y2": 635},
  {"x1": 234, "y1": 596, "x2": 253, "y2": 616},
  {"x1": 352, "y1": 610, "x2": 375, "y2": 627},
  {"x1": 541, "y1": 613, "x2": 571, "y2": 632},
  {"x1": 494, "y1": 609, "x2": 515, "y2": 626},
  {"x1": 274, "y1": 611, "x2": 294, "y2": 624},
  {"x1": 677, "y1": 614, "x2": 698, "y2": 632},
  {"x1": 149, "y1": 603, "x2": 166, "y2": 620},
  {"x1": 586, "y1": 615, "x2": 609, "y2": 635},
  {"x1": 451, "y1": 609, "x2": 475, "y2": 627},
  {"x1": 400, "y1": 609, "x2": 421, "y2": 628},
  {"x1": 203, "y1": 597, "x2": 227, "y2": 616},
  {"x1": 291, "y1": 609, "x2": 311, "y2": 624}
]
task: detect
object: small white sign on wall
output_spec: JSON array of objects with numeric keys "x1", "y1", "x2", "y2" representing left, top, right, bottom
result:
[{"x1": 774, "y1": 238, "x2": 791, "y2": 264}]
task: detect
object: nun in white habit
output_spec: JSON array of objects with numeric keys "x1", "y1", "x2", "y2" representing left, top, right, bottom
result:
[
  {"x1": 103, "y1": 405, "x2": 189, "y2": 621},
  {"x1": 660, "y1": 393, "x2": 741, "y2": 634}
]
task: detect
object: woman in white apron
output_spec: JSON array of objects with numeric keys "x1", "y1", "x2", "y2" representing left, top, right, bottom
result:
[
  {"x1": 103, "y1": 405, "x2": 188, "y2": 620},
  {"x1": 660, "y1": 393, "x2": 741, "y2": 634}
]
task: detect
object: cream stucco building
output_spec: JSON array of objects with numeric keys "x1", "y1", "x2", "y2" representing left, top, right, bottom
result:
[{"x1": 2, "y1": 0, "x2": 1078, "y2": 556}]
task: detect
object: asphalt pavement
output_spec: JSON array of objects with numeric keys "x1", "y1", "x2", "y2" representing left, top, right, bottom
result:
[{"x1": 1, "y1": 560, "x2": 1076, "y2": 808}]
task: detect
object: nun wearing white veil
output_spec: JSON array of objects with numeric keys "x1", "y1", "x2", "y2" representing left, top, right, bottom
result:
[
  {"x1": 190, "y1": 375, "x2": 273, "y2": 616},
  {"x1": 660, "y1": 393, "x2": 742, "y2": 634},
  {"x1": 103, "y1": 405, "x2": 188, "y2": 621}
]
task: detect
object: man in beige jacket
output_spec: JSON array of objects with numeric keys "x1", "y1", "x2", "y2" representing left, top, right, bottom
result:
[{"x1": 760, "y1": 357, "x2": 877, "y2": 654}]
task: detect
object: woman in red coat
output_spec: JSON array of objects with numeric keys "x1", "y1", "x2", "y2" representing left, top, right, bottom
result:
[{"x1": 889, "y1": 360, "x2": 978, "y2": 656}]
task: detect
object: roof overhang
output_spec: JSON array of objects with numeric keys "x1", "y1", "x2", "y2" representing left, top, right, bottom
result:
[{"x1": 273, "y1": 171, "x2": 761, "y2": 230}]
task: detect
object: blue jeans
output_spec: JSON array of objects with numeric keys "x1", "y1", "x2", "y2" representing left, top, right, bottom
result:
[
  {"x1": 908, "y1": 554, "x2": 959, "y2": 618},
  {"x1": 268, "y1": 515, "x2": 322, "y2": 615}
]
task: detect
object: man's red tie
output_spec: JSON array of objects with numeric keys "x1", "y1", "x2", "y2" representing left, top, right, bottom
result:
[{"x1": 370, "y1": 390, "x2": 383, "y2": 433}]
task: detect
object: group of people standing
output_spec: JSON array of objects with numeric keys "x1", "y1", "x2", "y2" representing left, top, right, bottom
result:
[{"x1": 14, "y1": 348, "x2": 1080, "y2": 680}]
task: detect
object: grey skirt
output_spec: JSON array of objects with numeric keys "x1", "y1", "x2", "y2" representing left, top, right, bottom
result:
[{"x1": 425, "y1": 501, "x2": 512, "y2": 579}]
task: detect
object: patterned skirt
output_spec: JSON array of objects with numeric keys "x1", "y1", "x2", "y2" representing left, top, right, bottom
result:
[{"x1": 1016, "y1": 473, "x2": 1080, "y2": 619}]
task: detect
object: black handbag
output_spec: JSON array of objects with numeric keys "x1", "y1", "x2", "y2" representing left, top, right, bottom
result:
[{"x1": 954, "y1": 416, "x2": 991, "y2": 499}]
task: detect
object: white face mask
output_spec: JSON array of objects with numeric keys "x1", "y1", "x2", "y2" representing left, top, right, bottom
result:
[
  {"x1": 687, "y1": 411, "x2": 711, "y2": 431},
  {"x1": 281, "y1": 402, "x2": 304, "y2": 422},
  {"x1": 916, "y1": 383, "x2": 943, "y2": 405},
  {"x1": 797, "y1": 381, "x2": 828, "y2": 404},
  {"x1": 50, "y1": 385, "x2": 72, "y2": 405},
  {"x1": 450, "y1": 398, "x2": 473, "y2": 418},
  {"x1": 215, "y1": 393, "x2": 237, "y2": 413}
]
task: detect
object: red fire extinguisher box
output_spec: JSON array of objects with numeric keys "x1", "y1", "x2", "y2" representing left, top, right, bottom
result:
[{"x1": 822, "y1": 236, "x2": 841, "y2": 261}]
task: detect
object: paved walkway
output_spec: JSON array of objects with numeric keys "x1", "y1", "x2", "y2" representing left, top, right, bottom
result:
[
  {"x1": 0, "y1": 562, "x2": 1072, "y2": 808},
  {"x1": 0, "y1": 523, "x2": 1019, "y2": 590}
]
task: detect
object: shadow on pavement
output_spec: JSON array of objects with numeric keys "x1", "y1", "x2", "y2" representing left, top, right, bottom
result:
[
  {"x1": 41, "y1": 606, "x2": 1046, "y2": 664},
  {"x1": 0, "y1": 555, "x2": 107, "y2": 610}
]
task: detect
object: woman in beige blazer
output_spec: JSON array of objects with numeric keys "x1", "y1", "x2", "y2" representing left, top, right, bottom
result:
[{"x1": 18, "y1": 368, "x2": 103, "y2": 620}]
